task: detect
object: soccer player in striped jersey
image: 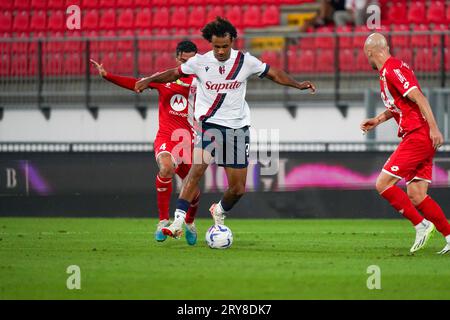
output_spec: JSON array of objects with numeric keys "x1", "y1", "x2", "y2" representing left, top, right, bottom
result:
[
  {"x1": 135, "y1": 17, "x2": 316, "y2": 239},
  {"x1": 361, "y1": 33, "x2": 450, "y2": 254},
  {"x1": 91, "y1": 41, "x2": 200, "y2": 245}
]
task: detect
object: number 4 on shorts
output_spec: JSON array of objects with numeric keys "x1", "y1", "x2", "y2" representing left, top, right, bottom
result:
[{"x1": 160, "y1": 143, "x2": 166, "y2": 150}]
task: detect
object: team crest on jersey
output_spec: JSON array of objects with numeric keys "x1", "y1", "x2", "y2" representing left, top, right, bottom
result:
[
  {"x1": 219, "y1": 66, "x2": 225, "y2": 75},
  {"x1": 205, "y1": 66, "x2": 209, "y2": 72}
]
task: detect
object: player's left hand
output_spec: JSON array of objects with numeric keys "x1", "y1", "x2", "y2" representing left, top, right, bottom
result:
[
  {"x1": 430, "y1": 127, "x2": 444, "y2": 149},
  {"x1": 299, "y1": 81, "x2": 316, "y2": 94},
  {"x1": 135, "y1": 77, "x2": 151, "y2": 93}
]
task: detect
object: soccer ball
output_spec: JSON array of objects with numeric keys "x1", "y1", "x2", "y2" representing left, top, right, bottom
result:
[{"x1": 205, "y1": 225, "x2": 233, "y2": 249}]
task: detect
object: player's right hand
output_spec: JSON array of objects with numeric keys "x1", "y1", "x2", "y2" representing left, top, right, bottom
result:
[
  {"x1": 135, "y1": 77, "x2": 151, "y2": 93},
  {"x1": 430, "y1": 127, "x2": 444, "y2": 149},
  {"x1": 90, "y1": 59, "x2": 107, "y2": 77},
  {"x1": 360, "y1": 118, "x2": 379, "y2": 133}
]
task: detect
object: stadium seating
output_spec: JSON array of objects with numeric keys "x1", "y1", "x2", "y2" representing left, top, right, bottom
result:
[{"x1": 0, "y1": 12, "x2": 12, "y2": 33}]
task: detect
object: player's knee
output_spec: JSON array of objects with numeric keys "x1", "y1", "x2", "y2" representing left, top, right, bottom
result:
[
  {"x1": 229, "y1": 183, "x2": 245, "y2": 197},
  {"x1": 375, "y1": 179, "x2": 387, "y2": 194},
  {"x1": 159, "y1": 165, "x2": 175, "y2": 178},
  {"x1": 407, "y1": 191, "x2": 426, "y2": 207}
]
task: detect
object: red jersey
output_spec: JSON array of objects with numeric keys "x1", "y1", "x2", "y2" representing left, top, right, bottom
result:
[
  {"x1": 103, "y1": 73, "x2": 197, "y2": 137},
  {"x1": 379, "y1": 57, "x2": 427, "y2": 138}
]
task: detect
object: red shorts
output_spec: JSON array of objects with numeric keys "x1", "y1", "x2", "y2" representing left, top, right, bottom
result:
[
  {"x1": 154, "y1": 131, "x2": 193, "y2": 179},
  {"x1": 383, "y1": 126, "x2": 435, "y2": 184}
]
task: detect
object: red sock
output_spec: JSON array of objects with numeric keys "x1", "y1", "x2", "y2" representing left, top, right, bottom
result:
[
  {"x1": 156, "y1": 174, "x2": 172, "y2": 221},
  {"x1": 185, "y1": 191, "x2": 200, "y2": 224},
  {"x1": 416, "y1": 196, "x2": 450, "y2": 237},
  {"x1": 380, "y1": 185, "x2": 424, "y2": 226}
]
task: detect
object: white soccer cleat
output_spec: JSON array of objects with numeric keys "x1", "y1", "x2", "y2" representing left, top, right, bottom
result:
[
  {"x1": 437, "y1": 244, "x2": 450, "y2": 255},
  {"x1": 410, "y1": 221, "x2": 435, "y2": 253},
  {"x1": 155, "y1": 219, "x2": 170, "y2": 242},
  {"x1": 161, "y1": 219, "x2": 184, "y2": 239},
  {"x1": 209, "y1": 203, "x2": 226, "y2": 226}
]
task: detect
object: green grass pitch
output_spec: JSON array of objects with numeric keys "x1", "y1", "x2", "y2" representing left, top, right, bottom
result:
[{"x1": 1, "y1": 218, "x2": 449, "y2": 300}]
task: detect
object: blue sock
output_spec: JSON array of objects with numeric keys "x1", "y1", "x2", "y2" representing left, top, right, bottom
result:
[{"x1": 176, "y1": 198, "x2": 190, "y2": 213}]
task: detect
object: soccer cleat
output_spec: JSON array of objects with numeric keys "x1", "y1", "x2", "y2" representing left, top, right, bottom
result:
[
  {"x1": 162, "y1": 220, "x2": 183, "y2": 239},
  {"x1": 155, "y1": 219, "x2": 170, "y2": 242},
  {"x1": 184, "y1": 223, "x2": 197, "y2": 246},
  {"x1": 209, "y1": 203, "x2": 225, "y2": 226},
  {"x1": 410, "y1": 221, "x2": 435, "y2": 253},
  {"x1": 437, "y1": 244, "x2": 450, "y2": 255}
]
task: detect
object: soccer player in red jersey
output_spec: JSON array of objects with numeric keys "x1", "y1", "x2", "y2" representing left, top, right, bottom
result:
[
  {"x1": 361, "y1": 33, "x2": 450, "y2": 254},
  {"x1": 90, "y1": 41, "x2": 200, "y2": 245}
]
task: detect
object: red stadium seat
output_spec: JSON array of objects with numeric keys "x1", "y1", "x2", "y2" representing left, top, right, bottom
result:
[
  {"x1": 188, "y1": 6, "x2": 206, "y2": 29},
  {"x1": 427, "y1": 1, "x2": 446, "y2": 24},
  {"x1": 431, "y1": 24, "x2": 450, "y2": 48},
  {"x1": 154, "y1": 52, "x2": 175, "y2": 71},
  {"x1": 315, "y1": 50, "x2": 334, "y2": 73},
  {"x1": 352, "y1": 25, "x2": 370, "y2": 49},
  {"x1": 117, "y1": 30, "x2": 134, "y2": 51},
  {"x1": 0, "y1": 12, "x2": 12, "y2": 33},
  {"x1": 153, "y1": 28, "x2": 170, "y2": 51},
  {"x1": 152, "y1": 7, "x2": 169, "y2": 28},
  {"x1": 48, "y1": 11, "x2": 64, "y2": 32},
  {"x1": 65, "y1": 53, "x2": 83, "y2": 75},
  {"x1": 137, "y1": 29, "x2": 153, "y2": 52},
  {"x1": 81, "y1": 0, "x2": 99, "y2": 9},
  {"x1": 187, "y1": 0, "x2": 205, "y2": 5},
  {"x1": 386, "y1": 2, "x2": 408, "y2": 24},
  {"x1": 407, "y1": 1, "x2": 426, "y2": 25},
  {"x1": 291, "y1": 49, "x2": 315, "y2": 73},
  {"x1": 414, "y1": 48, "x2": 435, "y2": 72},
  {"x1": 138, "y1": 52, "x2": 154, "y2": 75},
  {"x1": 116, "y1": 51, "x2": 135, "y2": 74},
  {"x1": 11, "y1": 32, "x2": 29, "y2": 53},
  {"x1": 99, "y1": 0, "x2": 116, "y2": 8},
  {"x1": 260, "y1": 51, "x2": 283, "y2": 69},
  {"x1": 391, "y1": 25, "x2": 410, "y2": 49},
  {"x1": 117, "y1": 9, "x2": 134, "y2": 30},
  {"x1": 31, "y1": 0, "x2": 47, "y2": 9},
  {"x1": 13, "y1": 11, "x2": 30, "y2": 33},
  {"x1": 410, "y1": 24, "x2": 429, "y2": 48},
  {"x1": 13, "y1": 0, "x2": 30, "y2": 10},
  {"x1": 45, "y1": 31, "x2": 64, "y2": 53},
  {"x1": 207, "y1": 6, "x2": 224, "y2": 23},
  {"x1": 135, "y1": 0, "x2": 151, "y2": 7},
  {"x1": 170, "y1": 0, "x2": 186, "y2": 5},
  {"x1": 30, "y1": 11, "x2": 47, "y2": 32},
  {"x1": 48, "y1": 0, "x2": 65, "y2": 9},
  {"x1": 336, "y1": 26, "x2": 353, "y2": 49},
  {"x1": 64, "y1": 30, "x2": 82, "y2": 52},
  {"x1": 170, "y1": 7, "x2": 188, "y2": 28},
  {"x1": 83, "y1": 10, "x2": 99, "y2": 31},
  {"x1": 447, "y1": 5, "x2": 450, "y2": 23},
  {"x1": 243, "y1": 6, "x2": 261, "y2": 28},
  {"x1": 0, "y1": 0, "x2": 13, "y2": 10},
  {"x1": 356, "y1": 50, "x2": 371, "y2": 72},
  {"x1": 0, "y1": 33, "x2": 12, "y2": 54},
  {"x1": 117, "y1": 0, "x2": 134, "y2": 7},
  {"x1": 226, "y1": 6, "x2": 242, "y2": 29},
  {"x1": 153, "y1": 0, "x2": 169, "y2": 6},
  {"x1": 315, "y1": 26, "x2": 335, "y2": 50},
  {"x1": 394, "y1": 48, "x2": 413, "y2": 65},
  {"x1": 339, "y1": 49, "x2": 356, "y2": 72},
  {"x1": 99, "y1": 52, "x2": 118, "y2": 73},
  {"x1": 135, "y1": 8, "x2": 152, "y2": 30},
  {"x1": 11, "y1": 54, "x2": 29, "y2": 76},
  {"x1": 0, "y1": 53, "x2": 10, "y2": 76},
  {"x1": 99, "y1": 9, "x2": 116, "y2": 30},
  {"x1": 99, "y1": 30, "x2": 117, "y2": 52},
  {"x1": 43, "y1": 53, "x2": 64, "y2": 76},
  {"x1": 262, "y1": 5, "x2": 280, "y2": 26}
]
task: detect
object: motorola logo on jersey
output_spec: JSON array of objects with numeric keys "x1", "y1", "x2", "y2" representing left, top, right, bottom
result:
[{"x1": 170, "y1": 94, "x2": 188, "y2": 112}]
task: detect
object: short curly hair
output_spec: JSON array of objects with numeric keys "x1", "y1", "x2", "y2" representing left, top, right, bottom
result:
[{"x1": 201, "y1": 17, "x2": 238, "y2": 43}]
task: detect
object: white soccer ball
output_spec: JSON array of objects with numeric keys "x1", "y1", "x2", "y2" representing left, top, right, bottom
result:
[{"x1": 205, "y1": 224, "x2": 233, "y2": 249}]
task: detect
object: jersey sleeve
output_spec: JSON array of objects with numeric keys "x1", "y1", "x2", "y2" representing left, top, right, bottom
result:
[
  {"x1": 245, "y1": 52, "x2": 270, "y2": 79},
  {"x1": 386, "y1": 62, "x2": 419, "y2": 97},
  {"x1": 178, "y1": 54, "x2": 199, "y2": 76}
]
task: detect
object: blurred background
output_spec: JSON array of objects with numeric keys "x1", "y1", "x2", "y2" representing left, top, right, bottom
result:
[{"x1": 1, "y1": 0, "x2": 449, "y2": 218}]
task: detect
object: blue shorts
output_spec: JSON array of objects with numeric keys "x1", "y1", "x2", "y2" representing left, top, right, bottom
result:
[{"x1": 195, "y1": 122, "x2": 250, "y2": 169}]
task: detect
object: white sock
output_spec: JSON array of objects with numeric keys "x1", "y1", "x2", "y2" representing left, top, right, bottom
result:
[
  {"x1": 174, "y1": 209, "x2": 186, "y2": 224},
  {"x1": 415, "y1": 219, "x2": 430, "y2": 230},
  {"x1": 217, "y1": 201, "x2": 227, "y2": 214},
  {"x1": 446, "y1": 235, "x2": 450, "y2": 244}
]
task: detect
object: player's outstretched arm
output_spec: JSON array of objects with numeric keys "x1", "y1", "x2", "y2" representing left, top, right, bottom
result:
[
  {"x1": 265, "y1": 67, "x2": 316, "y2": 93},
  {"x1": 360, "y1": 110, "x2": 393, "y2": 133},
  {"x1": 90, "y1": 59, "x2": 138, "y2": 92},
  {"x1": 135, "y1": 67, "x2": 182, "y2": 93},
  {"x1": 407, "y1": 88, "x2": 444, "y2": 149}
]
